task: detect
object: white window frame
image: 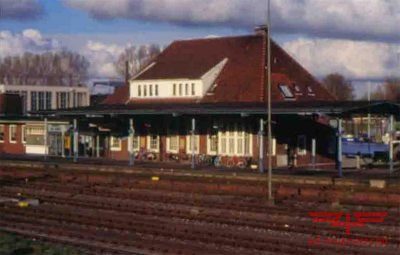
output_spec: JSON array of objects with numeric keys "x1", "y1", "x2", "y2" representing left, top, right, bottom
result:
[
  {"x1": 147, "y1": 135, "x2": 160, "y2": 152},
  {"x1": 21, "y1": 125, "x2": 26, "y2": 144},
  {"x1": 218, "y1": 123, "x2": 253, "y2": 157},
  {"x1": 297, "y1": 135, "x2": 307, "y2": 156},
  {"x1": 166, "y1": 135, "x2": 179, "y2": 153},
  {"x1": 9, "y1": 125, "x2": 17, "y2": 143},
  {"x1": 110, "y1": 136, "x2": 122, "y2": 151},
  {"x1": 207, "y1": 133, "x2": 218, "y2": 155},
  {"x1": 186, "y1": 134, "x2": 200, "y2": 154},
  {"x1": 0, "y1": 124, "x2": 4, "y2": 143},
  {"x1": 132, "y1": 135, "x2": 140, "y2": 152}
]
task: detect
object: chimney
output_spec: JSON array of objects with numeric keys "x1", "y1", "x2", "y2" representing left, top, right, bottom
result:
[{"x1": 254, "y1": 25, "x2": 268, "y2": 36}]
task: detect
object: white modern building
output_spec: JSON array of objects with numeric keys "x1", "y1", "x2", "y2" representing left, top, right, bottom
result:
[
  {"x1": 0, "y1": 84, "x2": 90, "y2": 156},
  {"x1": 0, "y1": 84, "x2": 90, "y2": 113}
]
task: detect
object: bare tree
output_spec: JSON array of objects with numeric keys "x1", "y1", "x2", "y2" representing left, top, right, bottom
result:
[
  {"x1": 367, "y1": 77, "x2": 400, "y2": 101},
  {"x1": 114, "y1": 44, "x2": 161, "y2": 78},
  {"x1": 0, "y1": 50, "x2": 89, "y2": 86},
  {"x1": 322, "y1": 73, "x2": 354, "y2": 100}
]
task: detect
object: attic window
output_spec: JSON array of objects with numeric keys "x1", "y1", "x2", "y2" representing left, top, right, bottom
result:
[
  {"x1": 307, "y1": 86, "x2": 315, "y2": 96},
  {"x1": 279, "y1": 85, "x2": 295, "y2": 99},
  {"x1": 293, "y1": 84, "x2": 303, "y2": 95}
]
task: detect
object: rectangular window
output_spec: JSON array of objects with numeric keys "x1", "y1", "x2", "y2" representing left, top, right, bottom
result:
[
  {"x1": 279, "y1": 85, "x2": 295, "y2": 99},
  {"x1": 144, "y1": 85, "x2": 147, "y2": 97},
  {"x1": 191, "y1": 83, "x2": 195, "y2": 96},
  {"x1": 297, "y1": 135, "x2": 307, "y2": 155},
  {"x1": 167, "y1": 135, "x2": 179, "y2": 153},
  {"x1": 148, "y1": 135, "x2": 159, "y2": 152},
  {"x1": 9, "y1": 125, "x2": 17, "y2": 143},
  {"x1": 173, "y1": 84, "x2": 176, "y2": 96},
  {"x1": 244, "y1": 132, "x2": 251, "y2": 156},
  {"x1": 0, "y1": 125, "x2": 4, "y2": 143},
  {"x1": 132, "y1": 136, "x2": 140, "y2": 151},
  {"x1": 26, "y1": 125, "x2": 45, "y2": 145},
  {"x1": 149, "y1": 85, "x2": 153, "y2": 96},
  {"x1": 237, "y1": 126, "x2": 244, "y2": 155},
  {"x1": 22, "y1": 125, "x2": 26, "y2": 143},
  {"x1": 208, "y1": 134, "x2": 218, "y2": 154},
  {"x1": 220, "y1": 130, "x2": 227, "y2": 154},
  {"x1": 31, "y1": 91, "x2": 38, "y2": 111},
  {"x1": 186, "y1": 134, "x2": 199, "y2": 154},
  {"x1": 179, "y1": 84, "x2": 182, "y2": 96},
  {"x1": 60, "y1": 92, "x2": 67, "y2": 109},
  {"x1": 45, "y1": 92, "x2": 52, "y2": 109},
  {"x1": 185, "y1": 83, "x2": 189, "y2": 95},
  {"x1": 218, "y1": 123, "x2": 252, "y2": 156},
  {"x1": 72, "y1": 92, "x2": 77, "y2": 107},
  {"x1": 38, "y1": 92, "x2": 45, "y2": 110},
  {"x1": 138, "y1": 85, "x2": 142, "y2": 97},
  {"x1": 228, "y1": 125, "x2": 235, "y2": 155},
  {"x1": 110, "y1": 137, "x2": 122, "y2": 151},
  {"x1": 21, "y1": 91, "x2": 27, "y2": 113},
  {"x1": 155, "y1": 85, "x2": 159, "y2": 96}
]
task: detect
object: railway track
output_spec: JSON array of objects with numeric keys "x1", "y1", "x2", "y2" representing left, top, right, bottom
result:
[{"x1": 0, "y1": 167, "x2": 399, "y2": 254}]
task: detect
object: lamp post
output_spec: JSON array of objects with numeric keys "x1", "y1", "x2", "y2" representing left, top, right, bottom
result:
[{"x1": 267, "y1": 0, "x2": 273, "y2": 202}]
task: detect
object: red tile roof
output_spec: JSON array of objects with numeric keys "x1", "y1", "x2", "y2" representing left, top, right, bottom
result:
[{"x1": 103, "y1": 33, "x2": 335, "y2": 106}]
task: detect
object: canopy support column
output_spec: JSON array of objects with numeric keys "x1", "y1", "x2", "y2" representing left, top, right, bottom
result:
[
  {"x1": 259, "y1": 118, "x2": 265, "y2": 173},
  {"x1": 191, "y1": 118, "x2": 196, "y2": 170},
  {"x1": 128, "y1": 118, "x2": 135, "y2": 166},
  {"x1": 389, "y1": 115, "x2": 394, "y2": 174},
  {"x1": 73, "y1": 119, "x2": 78, "y2": 163},
  {"x1": 337, "y1": 118, "x2": 343, "y2": 177}
]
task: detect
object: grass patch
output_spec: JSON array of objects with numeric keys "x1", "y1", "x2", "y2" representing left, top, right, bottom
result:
[{"x1": 0, "y1": 231, "x2": 85, "y2": 255}]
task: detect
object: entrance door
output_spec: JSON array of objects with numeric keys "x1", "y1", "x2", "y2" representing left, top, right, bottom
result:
[{"x1": 48, "y1": 133, "x2": 62, "y2": 156}]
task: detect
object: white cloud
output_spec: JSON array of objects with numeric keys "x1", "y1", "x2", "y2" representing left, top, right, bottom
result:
[
  {"x1": 283, "y1": 38, "x2": 400, "y2": 80},
  {"x1": 0, "y1": 29, "x2": 125, "y2": 78},
  {"x1": 81, "y1": 41, "x2": 125, "y2": 78},
  {"x1": 0, "y1": 0, "x2": 43, "y2": 20},
  {"x1": 63, "y1": 0, "x2": 400, "y2": 42},
  {"x1": 0, "y1": 29, "x2": 61, "y2": 57}
]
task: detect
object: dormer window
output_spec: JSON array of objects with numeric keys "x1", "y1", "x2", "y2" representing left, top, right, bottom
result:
[
  {"x1": 131, "y1": 80, "x2": 200, "y2": 99},
  {"x1": 279, "y1": 84, "x2": 295, "y2": 99},
  {"x1": 307, "y1": 86, "x2": 315, "y2": 96},
  {"x1": 293, "y1": 83, "x2": 303, "y2": 95}
]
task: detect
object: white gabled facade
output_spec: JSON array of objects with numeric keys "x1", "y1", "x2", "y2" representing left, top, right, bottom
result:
[{"x1": 129, "y1": 58, "x2": 228, "y2": 100}]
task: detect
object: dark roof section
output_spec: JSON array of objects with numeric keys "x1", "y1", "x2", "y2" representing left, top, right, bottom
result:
[
  {"x1": 36, "y1": 100, "x2": 400, "y2": 118},
  {"x1": 101, "y1": 84, "x2": 129, "y2": 105},
  {"x1": 102, "y1": 33, "x2": 334, "y2": 105}
]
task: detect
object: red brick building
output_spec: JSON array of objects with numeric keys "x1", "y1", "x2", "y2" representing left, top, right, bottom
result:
[
  {"x1": 1, "y1": 30, "x2": 341, "y2": 170},
  {"x1": 48, "y1": 30, "x2": 337, "y2": 170}
]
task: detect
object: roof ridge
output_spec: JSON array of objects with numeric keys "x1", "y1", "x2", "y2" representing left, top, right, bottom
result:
[{"x1": 173, "y1": 34, "x2": 262, "y2": 44}]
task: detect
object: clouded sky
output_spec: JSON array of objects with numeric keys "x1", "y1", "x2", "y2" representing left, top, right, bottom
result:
[{"x1": 1, "y1": 0, "x2": 399, "y2": 97}]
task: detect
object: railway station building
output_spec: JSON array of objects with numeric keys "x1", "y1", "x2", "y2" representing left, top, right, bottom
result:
[
  {"x1": 2, "y1": 29, "x2": 398, "y2": 172},
  {"x1": 35, "y1": 28, "x2": 343, "y2": 170}
]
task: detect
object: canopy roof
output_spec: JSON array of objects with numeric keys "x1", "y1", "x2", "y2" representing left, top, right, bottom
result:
[{"x1": 32, "y1": 100, "x2": 400, "y2": 118}]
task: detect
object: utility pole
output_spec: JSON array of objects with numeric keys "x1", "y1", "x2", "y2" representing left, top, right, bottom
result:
[{"x1": 267, "y1": 0, "x2": 273, "y2": 202}]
